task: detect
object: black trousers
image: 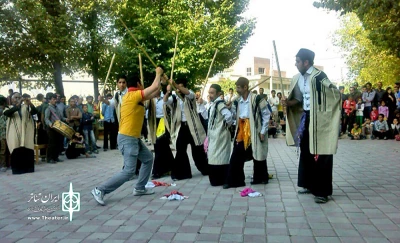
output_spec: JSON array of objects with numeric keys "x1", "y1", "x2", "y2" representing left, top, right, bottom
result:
[
  {"x1": 268, "y1": 127, "x2": 277, "y2": 137},
  {"x1": 141, "y1": 117, "x2": 148, "y2": 139},
  {"x1": 298, "y1": 112, "x2": 333, "y2": 197},
  {"x1": 171, "y1": 123, "x2": 208, "y2": 180},
  {"x1": 47, "y1": 128, "x2": 62, "y2": 161},
  {"x1": 373, "y1": 130, "x2": 389, "y2": 139},
  {"x1": 225, "y1": 141, "x2": 269, "y2": 187},
  {"x1": 198, "y1": 114, "x2": 208, "y2": 134},
  {"x1": 152, "y1": 118, "x2": 174, "y2": 176},
  {"x1": 103, "y1": 121, "x2": 118, "y2": 149},
  {"x1": 37, "y1": 125, "x2": 48, "y2": 156}
]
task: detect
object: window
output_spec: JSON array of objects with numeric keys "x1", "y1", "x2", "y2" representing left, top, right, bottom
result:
[
  {"x1": 258, "y1": 67, "x2": 265, "y2": 74},
  {"x1": 246, "y1": 68, "x2": 251, "y2": 76}
]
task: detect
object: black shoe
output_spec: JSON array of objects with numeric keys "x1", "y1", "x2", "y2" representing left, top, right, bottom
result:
[
  {"x1": 96, "y1": 145, "x2": 101, "y2": 149},
  {"x1": 47, "y1": 160, "x2": 56, "y2": 164},
  {"x1": 55, "y1": 159, "x2": 64, "y2": 162},
  {"x1": 298, "y1": 188, "x2": 311, "y2": 194},
  {"x1": 223, "y1": 184, "x2": 230, "y2": 189},
  {"x1": 103, "y1": 148, "x2": 108, "y2": 151},
  {"x1": 250, "y1": 180, "x2": 268, "y2": 185},
  {"x1": 314, "y1": 196, "x2": 328, "y2": 204}
]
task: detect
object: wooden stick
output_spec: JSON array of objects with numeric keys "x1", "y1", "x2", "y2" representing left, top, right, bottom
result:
[
  {"x1": 119, "y1": 19, "x2": 157, "y2": 67},
  {"x1": 170, "y1": 33, "x2": 179, "y2": 81},
  {"x1": 120, "y1": 18, "x2": 182, "y2": 99},
  {"x1": 139, "y1": 53, "x2": 144, "y2": 87},
  {"x1": 272, "y1": 40, "x2": 284, "y2": 96},
  {"x1": 201, "y1": 49, "x2": 218, "y2": 97},
  {"x1": 101, "y1": 53, "x2": 116, "y2": 95},
  {"x1": 249, "y1": 76, "x2": 271, "y2": 91}
]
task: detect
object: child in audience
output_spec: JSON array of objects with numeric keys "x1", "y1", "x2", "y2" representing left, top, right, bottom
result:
[
  {"x1": 389, "y1": 118, "x2": 400, "y2": 139},
  {"x1": 268, "y1": 116, "x2": 277, "y2": 139},
  {"x1": 349, "y1": 123, "x2": 362, "y2": 140},
  {"x1": 342, "y1": 96, "x2": 356, "y2": 134},
  {"x1": 372, "y1": 114, "x2": 389, "y2": 140},
  {"x1": 362, "y1": 118, "x2": 373, "y2": 139},
  {"x1": 355, "y1": 98, "x2": 364, "y2": 127},
  {"x1": 66, "y1": 132, "x2": 96, "y2": 159},
  {"x1": 378, "y1": 100, "x2": 389, "y2": 120},
  {"x1": 370, "y1": 106, "x2": 379, "y2": 122}
]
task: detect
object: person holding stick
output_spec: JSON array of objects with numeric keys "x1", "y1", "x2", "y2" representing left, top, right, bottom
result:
[
  {"x1": 224, "y1": 77, "x2": 271, "y2": 189},
  {"x1": 163, "y1": 78, "x2": 209, "y2": 180},
  {"x1": 91, "y1": 67, "x2": 164, "y2": 205},
  {"x1": 282, "y1": 48, "x2": 340, "y2": 204}
]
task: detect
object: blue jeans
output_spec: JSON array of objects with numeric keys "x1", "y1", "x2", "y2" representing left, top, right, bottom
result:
[
  {"x1": 83, "y1": 129, "x2": 97, "y2": 152},
  {"x1": 98, "y1": 134, "x2": 153, "y2": 194}
]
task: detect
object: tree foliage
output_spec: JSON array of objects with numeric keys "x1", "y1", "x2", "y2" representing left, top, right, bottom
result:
[
  {"x1": 217, "y1": 79, "x2": 236, "y2": 95},
  {"x1": 314, "y1": 0, "x2": 400, "y2": 58},
  {"x1": 333, "y1": 13, "x2": 400, "y2": 87},
  {"x1": 0, "y1": 0, "x2": 255, "y2": 95}
]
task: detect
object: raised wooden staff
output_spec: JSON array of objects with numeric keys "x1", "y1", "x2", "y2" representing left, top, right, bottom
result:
[
  {"x1": 250, "y1": 76, "x2": 271, "y2": 91},
  {"x1": 120, "y1": 19, "x2": 182, "y2": 99},
  {"x1": 100, "y1": 53, "x2": 116, "y2": 95},
  {"x1": 139, "y1": 53, "x2": 144, "y2": 87},
  {"x1": 170, "y1": 33, "x2": 179, "y2": 81},
  {"x1": 272, "y1": 40, "x2": 285, "y2": 96},
  {"x1": 201, "y1": 49, "x2": 218, "y2": 97}
]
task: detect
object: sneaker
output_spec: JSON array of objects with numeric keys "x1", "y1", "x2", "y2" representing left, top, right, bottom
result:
[
  {"x1": 133, "y1": 188, "x2": 154, "y2": 196},
  {"x1": 91, "y1": 188, "x2": 105, "y2": 205},
  {"x1": 93, "y1": 150, "x2": 99, "y2": 154},
  {"x1": 298, "y1": 188, "x2": 311, "y2": 194},
  {"x1": 371, "y1": 135, "x2": 375, "y2": 140},
  {"x1": 384, "y1": 137, "x2": 387, "y2": 140}
]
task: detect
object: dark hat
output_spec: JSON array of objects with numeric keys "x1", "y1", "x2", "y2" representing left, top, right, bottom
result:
[{"x1": 296, "y1": 48, "x2": 315, "y2": 63}]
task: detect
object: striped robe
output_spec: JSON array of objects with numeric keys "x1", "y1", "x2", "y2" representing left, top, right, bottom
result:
[
  {"x1": 167, "y1": 95, "x2": 206, "y2": 147},
  {"x1": 286, "y1": 68, "x2": 341, "y2": 154},
  {"x1": 207, "y1": 99, "x2": 232, "y2": 165}
]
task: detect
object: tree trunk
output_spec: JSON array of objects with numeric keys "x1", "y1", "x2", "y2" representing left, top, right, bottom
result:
[{"x1": 53, "y1": 61, "x2": 64, "y2": 96}]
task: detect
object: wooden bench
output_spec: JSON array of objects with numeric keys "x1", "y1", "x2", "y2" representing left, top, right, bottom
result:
[{"x1": 34, "y1": 144, "x2": 47, "y2": 164}]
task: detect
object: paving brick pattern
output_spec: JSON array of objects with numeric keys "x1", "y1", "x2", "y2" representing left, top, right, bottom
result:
[{"x1": 0, "y1": 138, "x2": 399, "y2": 242}]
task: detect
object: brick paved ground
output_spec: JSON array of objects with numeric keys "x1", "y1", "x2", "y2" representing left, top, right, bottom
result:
[{"x1": 0, "y1": 137, "x2": 399, "y2": 243}]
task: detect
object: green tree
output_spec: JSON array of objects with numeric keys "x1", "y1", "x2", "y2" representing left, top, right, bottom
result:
[
  {"x1": 0, "y1": 0, "x2": 80, "y2": 96},
  {"x1": 314, "y1": 0, "x2": 400, "y2": 58},
  {"x1": 218, "y1": 79, "x2": 236, "y2": 95},
  {"x1": 333, "y1": 13, "x2": 400, "y2": 87},
  {"x1": 114, "y1": 0, "x2": 255, "y2": 87}
]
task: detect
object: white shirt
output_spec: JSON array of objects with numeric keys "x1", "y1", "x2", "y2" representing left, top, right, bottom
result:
[
  {"x1": 155, "y1": 96, "x2": 164, "y2": 118},
  {"x1": 268, "y1": 96, "x2": 279, "y2": 112},
  {"x1": 197, "y1": 100, "x2": 208, "y2": 120},
  {"x1": 297, "y1": 66, "x2": 314, "y2": 111},
  {"x1": 109, "y1": 87, "x2": 128, "y2": 108},
  {"x1": 237, "y1": 95, "x2": 270, "y2": 135},
  {"x1": 165, "y1": 90, "x2": 195, "y2": 122}
]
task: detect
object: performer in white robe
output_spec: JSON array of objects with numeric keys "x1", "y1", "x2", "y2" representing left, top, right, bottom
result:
[
  {"x1": 4, "y1": 93, "x2": 37, "y2": 174},
  {"x1": 206, "y1": 84, "x2": 234, "y2": 186},
  {"x1": 283, "y1": 48, "x2": 341, "y2": 204}
]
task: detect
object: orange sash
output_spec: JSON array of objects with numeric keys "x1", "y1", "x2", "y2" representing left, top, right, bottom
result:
[{"x1": 236, "y1": 118, "x2": 251, "y2": 150}]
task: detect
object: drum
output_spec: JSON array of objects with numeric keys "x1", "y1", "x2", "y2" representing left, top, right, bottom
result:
[{"x1": 52, "y1": 120, "x2": 75, "y2": 139}]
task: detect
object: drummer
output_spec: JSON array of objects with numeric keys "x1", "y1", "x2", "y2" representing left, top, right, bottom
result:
[{"x1": 44, "y1": 94, "x2": 69, "y2": 164}]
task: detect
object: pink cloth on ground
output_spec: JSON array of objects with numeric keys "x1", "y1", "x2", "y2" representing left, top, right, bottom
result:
[{"x1": 240, "y1": 188, "x2": 256, "y2": 197}]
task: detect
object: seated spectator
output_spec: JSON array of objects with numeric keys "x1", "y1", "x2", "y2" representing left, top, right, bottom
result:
[
  {"x1": 349, "y1": 123, "x2": 362, "y2": 140},
  {"x1": 66, "y1": 132, "x2": 96, "y2": 159},
  {"x1": 389, "y1": 118, "x2": 400, "y2": 139},
  {"x1": 370, "y1": 106, "x2": 379, "y2": 122},
  {"x1": 268, "y1": 116, "x2": 277, "y2": 138},
  {"x1": 81, "y1": 104, "x2": 99, "y2": 154},
  {"x1": 362, "y1": 118, "x2": 373, "y2": 138},
  {"x1": 372, "y1": 114, "x2": 389, "y2": 140}
]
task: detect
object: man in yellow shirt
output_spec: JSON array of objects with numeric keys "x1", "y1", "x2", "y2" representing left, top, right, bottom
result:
[{"x1": 91, "y1": 67, "x2": 164, "y2": 205}]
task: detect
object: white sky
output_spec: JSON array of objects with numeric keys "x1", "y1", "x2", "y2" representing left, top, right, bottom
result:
[{"x1": 240, "y1": 0, "x2": 347, "y2": 82}]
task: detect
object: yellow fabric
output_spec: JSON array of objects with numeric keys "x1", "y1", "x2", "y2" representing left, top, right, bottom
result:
[
  {"x1": 119, "y1": 91, "x2": 145, "y2": 138},
  {"x1": 99, "y1": 101, "x2": 104, "y2": 120},
  {"x1": 236, "y1": 118, "x2": 251, "y2": 150},
  {"x1": 278, "y1": 102, "x2": 283, "y2": 112},
  {"x1": 156, "y1": 118, "x2": 166, "y2": 138}
]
